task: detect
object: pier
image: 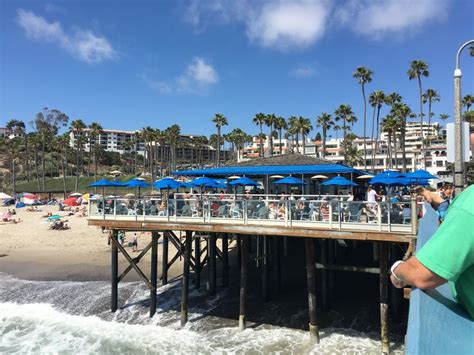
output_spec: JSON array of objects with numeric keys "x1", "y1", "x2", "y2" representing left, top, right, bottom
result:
[{"x1": 88, "y1": 193, "x2": 417, "y2": 353}]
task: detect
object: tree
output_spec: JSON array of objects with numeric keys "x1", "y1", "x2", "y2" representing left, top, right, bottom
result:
[
  {"x1": 391, "y1": 102, "x2": 414, "y2": 173},
  {"x1": 5, "y1": 138, "x2": 21, "y2": 194},
  {"x1": 422, "y1": 89, "x2": 440, "y2": 145},
  {"x1": 316, "y1": 113, "x2": 334, "y2": 158},
  {"x1": 334, "y1": 104, "x2": 357, "y2": 138},
  {"x1": 408, "y1": 60, "x2": 429, "y2": 168},
  {"x1": 273, "y1": 116, "x2": 287, "y2": 155},
  {"x1": 462, "y1": 94, "x2": 474, "y2": 112},
  {"x1": 88, "y1": 122, "x2": 103, "y2": 181},
  {"x1": 368, "y1": 91, "x2": 385, "y2": 172},
  {"x1": 287, "y1": 116, "x2": 300, "y2": 153},
  {"x1": 381, "y1": 115, "x2": 398, "y2": 169},
  {"x1": 342, "y1": 133, "x2": 363, "y2": 166},
  {"x1": 353, "y1": 66, "x2": 373, "y2": 170},
  {"x1": 297, "y1": 116, "x2": 312, "y2": 155},
  {"x1": 165, "y1": 125, "x2": 180, "y2": 172},
  {"x1": 70, "y1": 119, "x2": 86, "y2": 191},
  {"x1": 212, "y1": 113, "x2": 228, "y2": 166},
  {"x1": 56, "y1": 133, "x2": 70, "y2": 195},
  {"x1": 315, "y1": 132, "x2": 322, "y2": 141},
  {"x1": 439, "y1": 113, "x2": 450, "y2": 122},
  {"x1": 252, "y1": 113, "x2": 266, "y2": 157},
  {"x1": 6, "y1": 119, "x2": 29, "y2": 182},
  {"x1": 264, "y1": 114, "x2": 276, "y2": 156}
]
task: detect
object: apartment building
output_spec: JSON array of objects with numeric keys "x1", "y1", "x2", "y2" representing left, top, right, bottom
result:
[
  {"x1": 69, "y1": 129, "x2": 146, "y2": 155},
  {"x1": 243, "y1": 135, "x2": 311, "y2": 158}
]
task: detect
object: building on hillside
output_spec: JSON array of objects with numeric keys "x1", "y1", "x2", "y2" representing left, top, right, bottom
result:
[
  {"x1": 243, "y1": 135, "x2": 311, "y2": 158},
  {"x1": 0, "y1": 127, "x2": 24, "y2": 140},
  {"x1": 0, "y1": 127, "x2": 7, "y2": 139}
]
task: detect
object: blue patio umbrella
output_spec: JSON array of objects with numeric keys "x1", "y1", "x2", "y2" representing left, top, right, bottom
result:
[
  {"x1": 123, "y1": 178, "x2": 151, "y2": 197},
  {"x1": 89, "y1": 178, "x2": 123, "y2": 196},
  {"x1": 405, "y1": 170, "x2": 437, "y2": 180},
  {"x1": 321, "y1": 176, "x2": 358, "y2": 187},
  {"x1": 229, "y1": 177, "x2": 259, "y2": 186},
  {"x1": 191, "y1": 177, "x2": 218, "y2": 187},
  {"x1": 273, "y1": 176, "x2": 306, "y2": 185},
  {"x1": 154, "y1": 178, "x2": 183, "y2": 190}
]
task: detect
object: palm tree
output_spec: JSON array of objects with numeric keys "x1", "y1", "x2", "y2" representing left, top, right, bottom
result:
[
  {"x1": 252, "y1": 113, "x2": 266, "y2": 157},
  {"x1": 381, "y1": 115, "x2": 398, "y2": 169},
  {"x1": 334, "y1": 104, "x2": 356, "y2": 138},
  {"x1": 439, "y1": 113, "x2": 450, "y2": 122},
  {"x1": 353, "y1": 66, "x2": 373, "y2": 170},
  {"x1": 29, "y1": 132, "x2": 41, "y2": 189},
  {"x1": 5, "y1": 138, "x2": 21, "y2": 194},
  {"x1": 6, "y1": 119, "x2": 29, "y2": 182},
  {"x1": 212, "y1": 113, "x2": 228, "y2": 166},
  {"x1": 56, "y1": 133, "x2": 70, "y2": 195},
  {"x1": 408, "y1": 60, "x2": 429, "y2": 167},
  {"x1": 392, "y1": 102, "x2": 414, "y2": 172},
  {"x1": 368, "y1": 91, "x2": 385, "y2": 171},
  {"x1": 316, "y1": 113, "x2": 334, "y2": 158},
  {"x1": 264, "y1": 114, "x2": 276, "y2": 157},
  {"x1": 462, "y1": 94, "x2": 474, "y2": 112},
  {"x1": 343, "y1": 133, "x2": 363, "y2": 167},
  {"x1": 273, "y1": 116, "x2": 287, "y2": 155},
  {"x1": 70, "y1": 119, "x2": 86, "y2": 191},
  {"x1": 422, "y1": 89, "x2": 440, "y2": 145},
  {"x1": 88, "y1": 122, "x2": 103, "y2": 181},
  {"x1": 165, "y1": 125, "x2": 180, "y2": 172},
  {"x1": 287, "y1": 116, "x2": 299, "y2": 153},
  {"x1": 297, "y1": 116, "x2": 313, "y2": 154}
]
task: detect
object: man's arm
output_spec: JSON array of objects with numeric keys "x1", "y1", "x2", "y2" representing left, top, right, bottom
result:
[{"x1": 390, "y1": 256, "x2": 447, "y2": 289}]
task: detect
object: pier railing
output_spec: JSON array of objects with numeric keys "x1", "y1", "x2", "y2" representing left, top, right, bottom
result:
[{"x1": 88, "y1": 195, "x2": 417, "y2": 234}]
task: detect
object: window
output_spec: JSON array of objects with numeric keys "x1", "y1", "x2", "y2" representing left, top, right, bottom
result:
[
  {"x1": 436, "y1": 161, "x2": 443, "y2": 167},
  {"x1": 426, "y1": 161, "x2": 432, "y2": 167}
]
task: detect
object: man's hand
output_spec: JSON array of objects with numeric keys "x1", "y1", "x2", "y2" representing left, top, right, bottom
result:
[{"x1": 390, "y1": 274, "x2": 406, "y2": 288}]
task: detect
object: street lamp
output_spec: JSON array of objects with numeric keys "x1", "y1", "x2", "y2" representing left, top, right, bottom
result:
[{"x1": 453, "y1": 39, "x2": 474, "y2": 195}]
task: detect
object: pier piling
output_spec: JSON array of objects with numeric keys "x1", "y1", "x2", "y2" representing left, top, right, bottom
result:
[
  {"x1": 237, "y1": 235, "x2": 242, "y2": 269},
  {"x1": 305, "y1": 238, "x2": 320, "y2": 344},
  {"x1": 150, "y1": 232, "x2": 159, "y2": 317},
  {"x1": 222, "y1": 233, "x2": 229, "y2": 287},
  {"x1": 162, "y1": 233, "x2": 169, "y2": 285},
  {"x1": 262, "y1": 236, "x2": 269, "y2": 302},
  {"x1": 209, "y1": 233, "x2": 217, "y2": 296},
  {"x1": 379, "y1": 241, "x2": 390, "y2": 354},
  {"x1": 111, "y1": 230, "x2": 118, "y2": 313},
  {"x1": 320, "y1": 239, "x2": 328, "y2": 311},
  {"x1": 239, "y1": 235, "x2": 248, "y2": 331},
  {"x1": 181, "y1": 231, "x2": 192, "y2": 327},
  {"x1": 274, "y1": 236, "x2": 281, "y2": 295},
  {"x1": 194, "y1": 235, "x2": 201, "y2": 289}
]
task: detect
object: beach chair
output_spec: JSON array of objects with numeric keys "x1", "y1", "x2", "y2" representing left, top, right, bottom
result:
[
  {"x1": 346, "y1": 204, "x2": 362, "y2": 222},
  {"x1": 402, "y1": 207, "x2": 411, "y2": 224}
]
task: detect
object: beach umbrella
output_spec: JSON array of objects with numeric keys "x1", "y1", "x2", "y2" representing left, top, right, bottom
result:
[
  {"x1": 269, "y1": 175, "x2": 285, "y2": 179},
  {"x1": 109, "y1": 170, "x2": 123, "y2": 176},
  {"x1": 228, "y1": 175, "x2": 241, "y2": 180},
  {"x1": 370, "y1": 177, "x2": 410, "y2": 186},
  {"x1": 311, "y1": 175, "x2": 328, "y2": 180},
  {"x1": 70, "y1": 192, "x2": 82, "y2": 197},
  {"x1": 190, "y1": 177, "x2": 218, "y2": 187},
  {"x1": 0, "y1": 192, "x2": 13, "y2": 199},
  {"x1": 154, "y1": 178, "x2": 183, "y2": 190},
  {"x1": 124, "y1": 193, "x2": 135, "y2": 198},
  {"x1": 356, "y1": 174, "x2": 375, "y2": 179},
  {"x1": 372, "y1": 170, "x2": 403, "y2": 181},
  {"x1": 64, "y1": 197, "x2": 80, "y2": 207},
  {"x1": 89, "y1": 179, "x2": 118, "y2": 196},
  {"x1": 229, "y1": 177, "x2": 259, "y2": 187},
  {"x1": 273, "y1": 176, "x2": 306, "y2": 185},
  {"x1": 322, "y1": 176, "x2": 358, "y2": 187}
]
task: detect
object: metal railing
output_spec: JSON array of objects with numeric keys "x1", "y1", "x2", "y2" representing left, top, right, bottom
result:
[{"x1": 88, "y1": 194, "x2": 418, "y2": 234}]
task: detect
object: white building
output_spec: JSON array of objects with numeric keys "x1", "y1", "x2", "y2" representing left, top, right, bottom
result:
[{"x1": 243, "y1": 135, "x2": 311, "y2": 158}]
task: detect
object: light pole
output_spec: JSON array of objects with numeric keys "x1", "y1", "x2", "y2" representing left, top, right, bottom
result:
[{"x1": 453, "y1": 39, "x2": 474, "y2": 195}]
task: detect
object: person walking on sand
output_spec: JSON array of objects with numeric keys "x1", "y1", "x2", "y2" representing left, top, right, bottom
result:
[{"x1": 132, "y1": 233, "x2": 138, "y2": 252}]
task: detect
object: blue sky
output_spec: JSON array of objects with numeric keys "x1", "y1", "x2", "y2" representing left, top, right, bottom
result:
[{"x1": 1, "y1": 0, "x2": 473, "y2": 138}]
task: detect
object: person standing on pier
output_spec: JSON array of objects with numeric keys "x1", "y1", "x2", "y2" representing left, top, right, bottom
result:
[{"x1": 390, "y1": 185, "x2": 474, "y2": 319}]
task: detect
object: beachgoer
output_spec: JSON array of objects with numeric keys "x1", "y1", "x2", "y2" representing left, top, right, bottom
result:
[
  {"x1": 390, "y1": 185, "x2": 474, "y2": 319},
  {"x1": 415, "y1": 186, "x2": 450, "y2": 223},
  {"x1": 132, "y1": 233, "x2": 138, "y2": 252},
  {"x1": 366, "y1": 186, "x2": 379, "y2": 203}
]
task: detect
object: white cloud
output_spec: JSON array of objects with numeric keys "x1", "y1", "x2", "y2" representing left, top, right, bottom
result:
[
  {"x1": 16, "y1": 9, "x2": 116, "y2": 64},
  {"x1": 247, "y1": 1, "x2": 331, "y2": 51},
  {"x1": 291, "y1": 64, "x2": 317, "y2": 78},
  {"x1": 334, "y1": 0, "x2": 449, "y2": 38},
  {"x1": 141, "y1": 57, "x2": 219, "y2": 94}
]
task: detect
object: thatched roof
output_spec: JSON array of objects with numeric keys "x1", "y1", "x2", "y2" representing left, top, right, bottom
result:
[{"x1": 231, "y1": 154, "x2": 331, "y2": 167}]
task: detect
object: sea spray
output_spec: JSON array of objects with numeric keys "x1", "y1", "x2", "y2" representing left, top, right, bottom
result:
[{"x1": 0, "y1": 273, "x2": 404, "y2": 353}]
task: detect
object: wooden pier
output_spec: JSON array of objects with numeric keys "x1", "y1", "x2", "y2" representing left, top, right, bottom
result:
[{"x1": 88, "y1": 196, "x2": 417, "y2": 353}]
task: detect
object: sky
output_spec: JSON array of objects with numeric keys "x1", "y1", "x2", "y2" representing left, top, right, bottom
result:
[{"x1": 1, "y1": 0, "x2": 473, "y2": 139}]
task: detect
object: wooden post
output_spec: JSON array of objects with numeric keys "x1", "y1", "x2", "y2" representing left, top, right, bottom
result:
[
  {"x1": 111, "y1": 230, "x2": 118, "y2": 312},
  {"x1": 162, "y1": 232, "x2": 169, "y2": 285},
  {"x1": 237, "y1": 235, "x2": 242, "y2": 270},
  {"x1": 390, "y1": 243, "x2": 403, "y2": 322},
  {"x1": 194, "y1": 235, "x2": 201, "y2": 289},
  {"x1": 222, "y1": 233, "x2": 229, "y2": 287},
  {"x1": 262, "y1": 236, "x2": 269, "y2": 302},
  {"x1": 320, "y1": 239, "x2": 328, "y2": 311},
  {"x1": 209, "y1": 233, "x2": 217, "y2": 296},
  {"x1": 274, "y1": 236, "x2": 281, "y2": 295},
  {"x1": 239, "y1": 235, "x2": 249, "y2": 331},
  {"x1": 305, "y1": 238, "x2": 320, "y2": 343},
  {"x1": 150, "y1": 232, "x2": 159, "y2": 317},
  {"x1": 379, "y1": 241, "x2": 390, "y2": 354},
  {"x1": 181, "y1": 231, "x2": 192, "y2": 327}
]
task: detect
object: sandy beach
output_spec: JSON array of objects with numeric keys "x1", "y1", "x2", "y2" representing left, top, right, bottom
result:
[{"x1": 0, "y1": 205, "x2": 184, "y2": 282}]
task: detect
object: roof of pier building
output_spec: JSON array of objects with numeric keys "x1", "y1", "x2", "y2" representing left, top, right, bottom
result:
[{"x1": 174, "y1": 154, "x2": 366, "y2": 177}]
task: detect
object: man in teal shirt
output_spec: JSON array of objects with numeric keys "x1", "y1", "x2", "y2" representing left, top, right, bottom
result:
[{"x1": 390, "y1": 185, "x2": 474, "y2": 318}]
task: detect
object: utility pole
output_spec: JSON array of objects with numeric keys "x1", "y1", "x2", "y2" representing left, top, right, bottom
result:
[{"x1": 454, "y1": 39, "x2": 474, "y2": 195}]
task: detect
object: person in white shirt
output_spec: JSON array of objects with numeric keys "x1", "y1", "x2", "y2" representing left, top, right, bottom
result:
[{"x1": 366, "y1": 186, "x2": 379, "y2": 202}]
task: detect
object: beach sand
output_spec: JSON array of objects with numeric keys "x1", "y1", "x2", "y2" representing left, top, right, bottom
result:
[{"x1": 0, "y1": 205, "x2": 184, "y2": 282}]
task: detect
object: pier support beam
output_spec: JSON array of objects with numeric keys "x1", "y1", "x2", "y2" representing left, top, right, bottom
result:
[
  {"x1": 321, "y1": 239, "x2": 328, "y2": 311},
  {"x1": 209, "y1": 233, "x2": 217, "y2": 296},
  {"x1": 150, "y1": 232, "x2": 159, "y2": 317},
  {"x1": 194, "y1": 235, "x2": 201, "y2": 289},
  {"x1": 305, "y1": 238, "x2": 320, "y2": 344},
  {"x1": 162, "y1": 233, "x2": 169, "y2": 285},
  {"x1": 379, "y1": 241, "x2": 390, "y2": 354},
  {"x1": 274, "y1": 236, "x2": 281, "y2": 295},
  {"x1": 181, "y1": 231, "x2": 192, "y2": 327},
  {"x1": 262, "y1": 236, "x2": 269, "y2": 302},
  {"x1": 239, "y1": 235, "x2": 249, "y2": 331},
  {"x1": 222, "y1": 233, "x2": 229, "y2": 287},
  {"x1": 237, "y1": 235, "x2": 242, "y2": 270},
  {"x1": 111, "y1": 230, "x2": 118, "y2": 313}
]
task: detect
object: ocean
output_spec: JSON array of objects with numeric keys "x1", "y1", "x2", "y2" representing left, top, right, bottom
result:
[{"x1": 0, "y1": 272, "x2": 403, "y2": 354}]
